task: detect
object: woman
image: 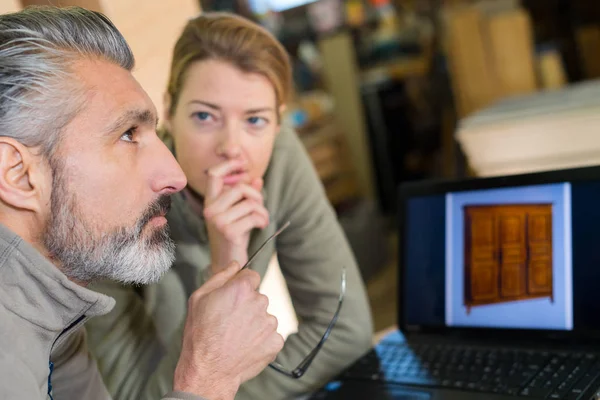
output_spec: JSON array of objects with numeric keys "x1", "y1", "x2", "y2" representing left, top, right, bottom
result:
[{"x1": 86, "y1": 12, "x2": 373, "y2": 400}]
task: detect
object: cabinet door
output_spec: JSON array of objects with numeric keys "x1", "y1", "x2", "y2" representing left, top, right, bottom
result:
[
  {"x1": 498, "y1": 209, "x2": 527, "y2": 298},
  {"x1": 527, "y1": 206, "x2": 553, "y2": 295},
  {"x1": 466, "y1": 208, "x2": 499, "y2": 302}
]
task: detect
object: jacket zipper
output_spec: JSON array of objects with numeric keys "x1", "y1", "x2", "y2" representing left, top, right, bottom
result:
[
  {"x1": 47, "y1": 315, "x2": 87, "y2": 399},
  {"x1": 47, "y1": 361, "x2": 54, "y2": 400}
]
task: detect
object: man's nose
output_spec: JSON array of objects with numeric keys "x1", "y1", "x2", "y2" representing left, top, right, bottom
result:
[{"x1": 151, "y1": 139, "x2": 187, "y2": 195}]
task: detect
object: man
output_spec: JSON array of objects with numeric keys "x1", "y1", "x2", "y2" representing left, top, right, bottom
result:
[{"x1": 0, "y1": 6, "x2": 283, "y2": 400}]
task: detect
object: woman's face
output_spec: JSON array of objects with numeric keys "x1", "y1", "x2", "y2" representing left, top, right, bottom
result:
[{"x1": 166, "y1": 59, "x2": 280, "y2": 196}]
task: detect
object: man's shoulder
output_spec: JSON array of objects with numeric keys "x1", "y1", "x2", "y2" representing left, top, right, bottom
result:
[
  {"x1": 0, "y1": 355, "x2": 42, "y2": 400},
  {"x1": 0, "y1": 305, "x2": 45, "y2": 399}
]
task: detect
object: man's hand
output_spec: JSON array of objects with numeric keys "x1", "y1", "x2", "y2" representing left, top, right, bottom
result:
[
  {"x1": 173, "y1": 261, "x2": 283, "y2": 400},
  {"x1": 203, "y1": 159, "x2": 269, "y2": 273}
]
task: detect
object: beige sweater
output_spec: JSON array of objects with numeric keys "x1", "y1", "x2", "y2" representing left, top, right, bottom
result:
[{"x1": 86, "y1": 126, "x2": 374, "y2": 399}]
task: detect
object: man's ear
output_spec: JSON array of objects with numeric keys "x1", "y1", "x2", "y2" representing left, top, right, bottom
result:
[
  {"x1": 162, "y1": 92, "x2": 173, "y2": 132},
  {"x1": 0, "y1": 138, "x2": 45, "y2": 213}
]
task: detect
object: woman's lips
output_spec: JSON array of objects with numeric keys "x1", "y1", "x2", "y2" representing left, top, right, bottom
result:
[{"x1": 222, "y1": 171, "x2": 248, "y2": 185}]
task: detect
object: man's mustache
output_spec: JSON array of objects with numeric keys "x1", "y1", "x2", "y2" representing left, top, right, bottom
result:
[{"x1": 138, "y1": 195, "x2": 172, "y2": 228}]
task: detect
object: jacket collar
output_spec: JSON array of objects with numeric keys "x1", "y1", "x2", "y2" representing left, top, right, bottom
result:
[{"x1": 0, "y1": 223, "x2": 115, "y2": 335}]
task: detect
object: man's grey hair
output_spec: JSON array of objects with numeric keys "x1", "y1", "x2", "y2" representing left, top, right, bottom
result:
[{"x1": 0, "y1": 6, "x2": 134, "y2": 158}]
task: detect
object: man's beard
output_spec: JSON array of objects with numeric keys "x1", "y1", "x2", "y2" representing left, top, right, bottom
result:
[{"x1": 42, "y1": 161, "x2": 175, "y2": 285}]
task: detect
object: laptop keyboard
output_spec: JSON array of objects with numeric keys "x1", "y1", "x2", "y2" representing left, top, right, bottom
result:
[{"x1": 341, "y1": 342, "x2": 600, "y2": 399}]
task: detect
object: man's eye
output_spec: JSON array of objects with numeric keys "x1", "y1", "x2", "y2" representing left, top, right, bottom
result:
[{"x1": 120, "y1": 128, "x2": 135, "y2": 142}]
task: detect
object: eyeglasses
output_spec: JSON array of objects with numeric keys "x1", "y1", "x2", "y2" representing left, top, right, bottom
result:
[{"x1": 242, "y1": 221, "x2": 347, "y2": 379}]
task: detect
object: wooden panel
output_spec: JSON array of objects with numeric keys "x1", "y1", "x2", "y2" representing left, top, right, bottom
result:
[
  {"x1": 465, "y1": 208, "x2": 499, "y2": 303},
  {"x1": 527, "y1": 208, "x2": 553, "y2": 295},
  {"x1": 486, "y1": 8, "x2": 538, "y2": 98},
  {"x1": 498, "y1": 211, "x2": 526, "y2": 298},
  {"x1": 443, "y1": 4, "x2": 539, "y2": 117},
  {"x1": 444, "y1": 6, "x2": 498, "y2": 118},
  {"x1": 576, "y1": 25, "x2": 600, "y2": 79},
  {"x1": 464, "y1": 204, "x2": 554, "y2": 311},
  {"x1": 471, "y1": 260, "x2": 499, "y2": 301},
  {"x1": 536, "y1": 49, "x2": 567, "y2": 90}
]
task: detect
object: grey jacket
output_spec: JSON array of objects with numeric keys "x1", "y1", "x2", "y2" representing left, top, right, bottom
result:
[{"x1": 0, "y1": 223, "x2": 203, "y2": 400}]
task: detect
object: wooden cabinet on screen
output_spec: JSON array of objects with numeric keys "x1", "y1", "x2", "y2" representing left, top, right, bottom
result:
[{"x1": 464, "y1": 204, "x2": 553, "y2": 314}]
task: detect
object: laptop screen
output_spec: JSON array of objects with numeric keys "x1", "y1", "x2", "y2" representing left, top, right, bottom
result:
[{"x1": 401, "y1": 170, "x2": 600, "y2": 335}]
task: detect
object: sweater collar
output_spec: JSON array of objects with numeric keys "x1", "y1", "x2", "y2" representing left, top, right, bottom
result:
[{"x1": 0, "y1": 223, "x2": 114, "y2": 335}]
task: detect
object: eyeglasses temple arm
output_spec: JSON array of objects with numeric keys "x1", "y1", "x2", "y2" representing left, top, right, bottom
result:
[
  {"x1": 242, "y1": 220, "x2": 291, "y2": 270},
  {"x1": 274, "y1": 267, "x2": 347, "y2": 379}
]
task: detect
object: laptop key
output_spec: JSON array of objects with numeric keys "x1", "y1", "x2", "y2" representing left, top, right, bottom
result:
[
  {"x1": 564, "y1": 370, "x2": 600, "y2": 400},
  {"x1": 385, "y1": 375, "x2": 439, "y2": 387},
  {"x1": 519, "y1": 386, "x2": 552, "y2": 397},
  {"x1": 548, "y1": 366, "x2": 589, "y2": 398}
]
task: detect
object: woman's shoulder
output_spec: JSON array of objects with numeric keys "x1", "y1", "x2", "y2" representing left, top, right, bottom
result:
[
  {"x1": 273, "y1": 123, "x2": 301, "y2": 148},
  {"x1": 266, "y1": 125, "x2": 306, "y2": 180},
  {"x1": 270, "y1": 123, "x2": 312, "y2": 170},
  {"x1": 264, "y1": 123, "x2": 326, "y2": 206}
]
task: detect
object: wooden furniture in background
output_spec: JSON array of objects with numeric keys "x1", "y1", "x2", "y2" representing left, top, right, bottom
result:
[
  {"x1": 487, "y1": 8, "x2": 537, "y2": 98},
  {"x1": 297, "y1": 115, "x2": 361, "y2": 207},
  {"x1": 444, "y1": 6, "x2": 497, "y2": 119},
  {"x1": 443, "y1": 3, "x2": 538, "y2": 118},
  {"x1": 576, "y1": 25, "x2": 600, "y2": 80},
  {"x1": 536, "y1": 49, "x2": 568, "y2": 90},
  {"x1": 464, "y1": 204, "x2": 553, "y2": 314}
]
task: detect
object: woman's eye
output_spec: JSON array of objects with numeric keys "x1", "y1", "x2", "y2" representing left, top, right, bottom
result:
[
  {"x1": 248, "y1": 116, "x2": 267, "y2": 127},
  {"x1": 193, "y1": 112, "x2": 213, "y2": 121}
]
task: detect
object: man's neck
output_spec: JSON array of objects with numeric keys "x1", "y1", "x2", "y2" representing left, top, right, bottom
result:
[
  {"x1": 1, "y1": 213, "x2": 43, "y2": 250},
  {"x1": 0, "y1": 214, "x2": 89, "y2": 287}
]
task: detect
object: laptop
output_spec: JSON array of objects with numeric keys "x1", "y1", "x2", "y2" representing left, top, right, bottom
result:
[{"x1": 310, "y1": 165, "x2": 600, "y2": 400}]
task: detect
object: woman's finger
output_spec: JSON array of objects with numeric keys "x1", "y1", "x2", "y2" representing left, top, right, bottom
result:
[
  {"x1": 212, "y1": 200, "x2": 269, "y2": 230},
  {"x1": 204, "y1": 183, "x2": 264, "y2": 218},
  {"x1": 205, "y1": 159, "x2": 247, "y2": 201}
]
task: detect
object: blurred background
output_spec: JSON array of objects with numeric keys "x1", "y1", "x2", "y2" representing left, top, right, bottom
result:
[{"x1": 7, "y1": 0, "x2": 600, "y2": 336}]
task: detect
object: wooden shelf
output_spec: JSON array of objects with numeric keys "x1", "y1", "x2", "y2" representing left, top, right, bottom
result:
[{"x1": 296, "y1": 114, "x2": 362, "y2": 207}]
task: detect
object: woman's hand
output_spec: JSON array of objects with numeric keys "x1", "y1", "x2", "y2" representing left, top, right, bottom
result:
[{"x1": 203, "y1": 159, "x2": 269, "y2": 274}]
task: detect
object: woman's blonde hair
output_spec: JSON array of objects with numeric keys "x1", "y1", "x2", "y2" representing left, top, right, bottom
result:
[{"x1": 166, "y1": 12, "x2": 293, "y2": 118}]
